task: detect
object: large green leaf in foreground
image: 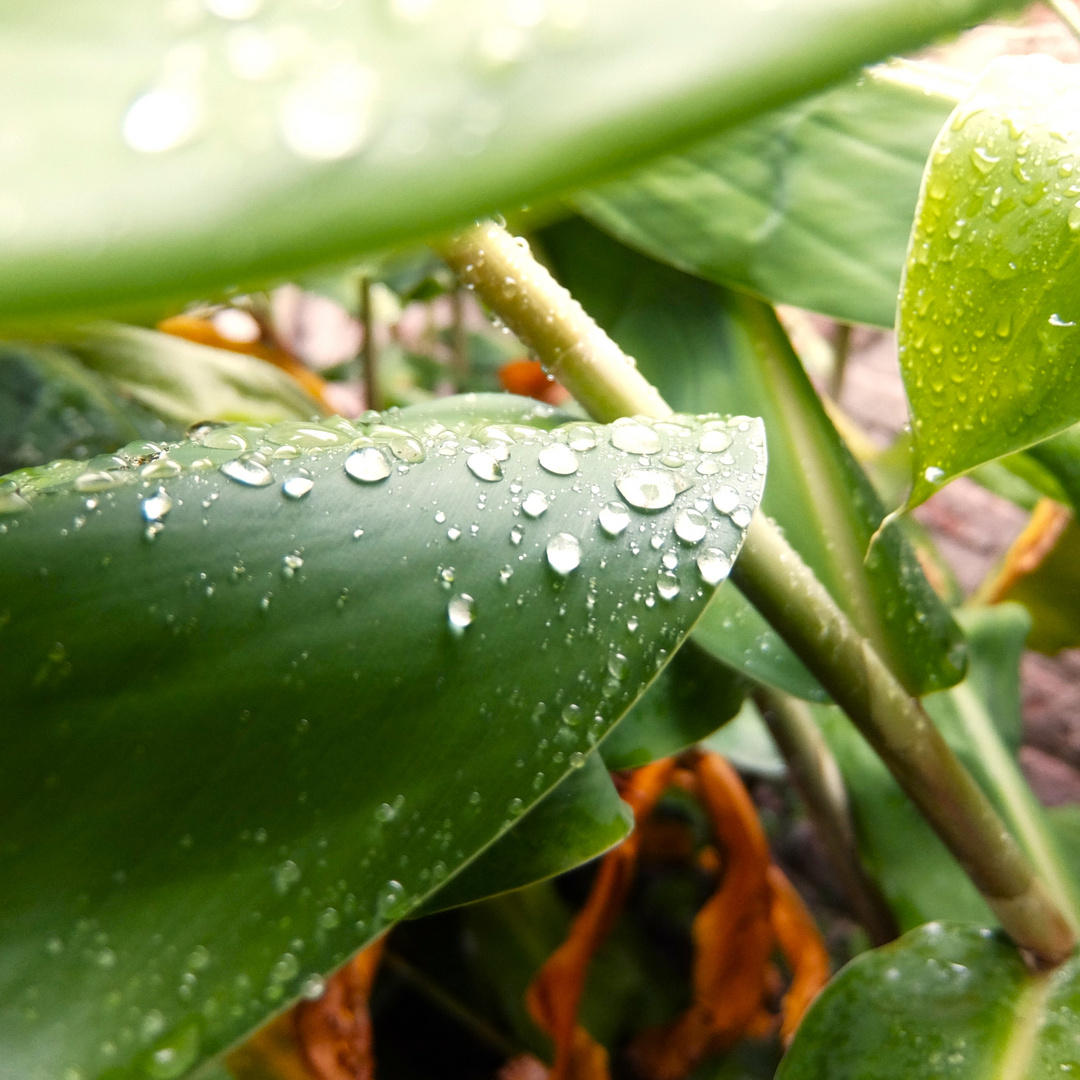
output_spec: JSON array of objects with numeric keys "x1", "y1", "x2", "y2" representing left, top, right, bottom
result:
[
  {"x1": 0, "y1": 0, "x2": 1020, "y2": 324},
  {"x1": 900, "y1": 55, "x2": 1080, "y2": 508},
  {"x1": 780, "y1": 923, "x2": 1080, "y2": 1079},
  {"x1": 578, "y1": 62, "x2": 967, "y2": 328},
  {"x1": 0, "y1": 395, "x2": 764, "y2": 1080}
]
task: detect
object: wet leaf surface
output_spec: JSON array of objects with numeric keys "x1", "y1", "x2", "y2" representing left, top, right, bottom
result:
[
  {"x1": 780, "y1": 923, "x2": 1080, "y2": 1080},
  {"x1": 0, "y1": 0, "x2": 1022, "y2": 324},
  {"x1": 0, "y1": 394, "x2": 764, "y2": 1080},
  {"x1": 900, "y1": 55, "x2": 1080, "y2": 508}
]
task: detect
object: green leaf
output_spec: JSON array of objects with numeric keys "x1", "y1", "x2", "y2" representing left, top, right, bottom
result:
[
  {"x1": 60, "y1": 323, "x2": 323, "y2": 427},
  {"x1": 702, "y1": 699, "x2": 786, "y2": 780},
  {"x1": 600, "y1": 640, "x2": 745, "y2": 770},
  {"x1": 780, "y1": 923, "x2": 1080, "y2": 1080},
  {"x1": 539, "y1": 217, "x2": 966, "y2": 699},
  {"x1": 578, "y1": 62, "x2": 966, "y2": 328},
  {"x1": 0, "y1": 0, "x2": 1022, "y2": 324},
  {"x1": 413, "y1": 752, "x2": 632, "y2": 916},
  {"x1": 0, "y1": 341, "x2": 178, "y2": 474},
  {"x1": 0, "y1": 395, "x2": 764, "y2": 1080},
  {"x1": 900, "y1": 55, "x2": 1080, "y2": 508}
]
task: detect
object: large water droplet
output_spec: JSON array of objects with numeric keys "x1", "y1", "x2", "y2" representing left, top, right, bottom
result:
[
  {"x1": 141, "y1": 488, "x2": 173, "y2": 522},
  {"x1": 598, "y1": 501, "x2": 630, "y2": 536},
  {"x1": 221, "y1": 457, "x2": 273, "y2": 487},
  {"x1": 448, "y1": 593, "x2": 476, "y2": 632},
  {"x1": 698, "y1": 427, "x2": 732, "y2": 453},
  {"x1": 282, "y1": 476, "x2": 314, "y2": 499},
  {"x1": 696, "y1": 548, "x2": 732, "y2": 586},
  {"x1": 467, "y1": 451, "x2": 503, "y2": 482},
  {"x1": 538, "y1": 443, "x2": 579, "y2": 475},
  {"x1": 522, "y1": 490, "x2": 549, "y2": 517},
  {"x1": 546, "y1": 533, "x2": 582, "y2": 575},
  {"x1": 610, "y1": 419, "x2": 661, "y2": 455},
  {"x1": 615, "y1": 469, "x2": 677, "y2": 511},
  {"x1": 712, "y1": 485, "x2": 739, "y2": 514},
  {"x1": 345, "y1": 447, "x2": 391, "y2": 483},
  {"x1": 674, "y1": 509, "x2": 707, "y2": 544},
  {"x1": 566, "y1": 425, "x2": 598, "y2": 451}
]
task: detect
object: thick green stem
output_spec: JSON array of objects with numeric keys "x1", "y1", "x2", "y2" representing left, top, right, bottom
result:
[
  {"x1": 441, "y1": 219, "x2": 1077, "y2": 967},
  {"x1": 440, "y1": 222, "x2": 670, "y2": 422},
  {"x1": 754, "y1": 686, "x2": 898, "y2": 946},
  {"x1": 734, "y1": 516, "x2": 1075, "y2": 965}
]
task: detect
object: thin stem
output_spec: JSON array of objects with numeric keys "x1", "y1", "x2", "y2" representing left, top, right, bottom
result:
[
  {"x1": 440, "y1": 219, "x2": 1078, "y2": 967},
  {"x1": 359, "y1": 275, "x2": 380, "y2": 412},
  {"x1": 754, "y1": 687, "x2": 898, "y2": 946},
  {"x1": 439, "y1": 222, "x2": 670, "y2": 422},
  {"x1": 450, "y1": 288, "x2": 470, "y2": 388},
  {"x1": 733, "y1": 516, "x2": 1075, "y2": 965},
  {"x1": 1047, "y1": 0, "x2": 1080, "y2": 46},
  {"x1": 828, "y1": 321, "x2": 853, "y2": 400}
]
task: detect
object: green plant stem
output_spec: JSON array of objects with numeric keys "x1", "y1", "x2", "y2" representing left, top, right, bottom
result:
[
  {"x1": 1047, "y1": 0, "x2": 1080, "y2": 46},
  {"x1": 440, "y1": 221, "x2": 671, "y2": 422},
  {"x1": 754, "y1": 686, "x2": 898, "y2": 946},
  {"x1": 359, "y1": 275, "x2": 380, "y2": 412},
  {"x1": 828, "y1": 321, "x2": 853, "y2": 399},
  {"x1": 733, "y1": 515, "x2": 1075, "y2": 965},
  {"x1": 440, "y1": 218, "x2": 1078, "y2": 967}
]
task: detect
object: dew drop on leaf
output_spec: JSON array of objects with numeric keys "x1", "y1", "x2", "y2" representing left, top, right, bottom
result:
[
  {"x1": 447, "y1": 593, "x2": 476, "y2": 632},
  {"x1": 546, "y1": 533, "x2": 582, "y2": 575},
  {"x1": 538, "y1": 443, "x2": 579, "y2": 475},
  {"x1": 345, "y1": 447, "x2": 392, "y2": 483},
  {"x1": 610, "y1": 419, "x2": 661, "y2": 454},
  {"x1": 466, "y1": 451, "x2": 503, "y2": 482},
  {"x1": 220, "y1": 457, "x2": 273, "y2": 487},
  {"x1": 712, "y1": 484, "x2": 739, "y2": 514},
  {"x1": 282, "y1": 476, "x2": 314, "y2": 499},
  {"x1": 141, "y1": 489, "x2": 173, "y2": 522},
  {"x1": 598, "y1": 501, "x2": 630, "y2": 536},
  {"x1": 674, "y1": 509, "x2": 707, "y2": 544},
  {"x1": 522, "y1": 490, "x2": 549, "y2": 518},
  {"x1": 615, "y1": 469, "x2": 677, "y2": 510},
  {"x1": 696, "y1": 548, "x2": 732, "y2": 586}
]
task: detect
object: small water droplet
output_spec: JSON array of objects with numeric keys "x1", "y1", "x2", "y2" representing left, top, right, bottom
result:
[
  {"x1": 221, "y1": 457, "x2": 273, "y2": 487},
  {"x1": 674, "y1": 509, "x2": 707, "y2": 544},
  {"x1": 615, "y1": 469, "x2": 677, "y2": 510},
  {"x1": 546, "y1": 533, "x2": 582, "y2": 575},
  {"x1": 598, "y1": 501, "x2": 630, "y2": 536},
  {"x1": 282, "y1": 476, "x2": 314, "y2": 499},
  {"x1": 467, "y1": 451, "x2": 503, "y2": 482},
  {"x1": 141, "y1": 488, "x2": 173, "y2": 522},
  {"x1": 1050, "y1": 313, "x2": 1077, "y2": 328},
  {"x1": 300, "y1": 974, "x2": 326, "y2": 1000},
  {"x1": 610, "y1": 419, "x2": 661, "y2": 455},
  {"x1": 697, "y1": 548, "x2": 732, "y2": 586},
  {"x1": 376, "y1": 879, "x2": 407, "y2": 920},
  {"x1": 510, "y1": 525, "x2": 524, "y2": 545},
  {"x1": 448, "y1": 593, "x2": 476, "y2": 632},
  {"x1": 538, "y1": 444, "x2": 579, "y2": 475},
  {"x1": 657, "y1": 571, "x2": 680, "y2": 600},
  {"x1": 282, "y1": 552, "x2": 304, "y2": 576},
  {"x1": 345, "y1": 447, "x2": 391, "y2": 483},
  {"x1": 522, "y1": 490, "x2": 549, "y2": 517},
  {"x1": 566, "y1": 425, "x2": 598, "y2": 451},
  {"x1": 924, "y1": 465, "x2": 946, "y2": 484}
]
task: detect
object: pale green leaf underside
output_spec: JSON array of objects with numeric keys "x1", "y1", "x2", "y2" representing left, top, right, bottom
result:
[
  {"x1": 0, "y1": 0, "x2": 1020, "y2": 325},
  {"x1": 901, "y1": 55, "x2": 1080, "y2": 508},
  {"x1": 0, "y1": 396, "x2": 764, "y2": 1080}
]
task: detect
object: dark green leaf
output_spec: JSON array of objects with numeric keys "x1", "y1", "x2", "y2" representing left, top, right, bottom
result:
[
  {"x1": 0, "y1": 0, "x2": 1022, "y2": 324},
  {"x1": 900, "y1": 55, "x2": 1080, "y2": 508},
  {"x1": 780, "y1": 923, "x2": 1080, "y2": 1080},
  {"x1": 600, "y1": 640, "x2": 745, "y2": 770},
  {"x1": 413, "y1": 752, "x2": 632, "y2": 916},
  {"x1": 540, "y1": 218, "x2": 966, "y2": 698},
  {"x1": 578, "y1": 62, "x2": 965, "y2": 328},
  {"x1": 0, "y1": 341, "x2": 178, "y2": 474},
  {"x1": 0, "y1": 395, "x2": 764, "y2": 1079}
]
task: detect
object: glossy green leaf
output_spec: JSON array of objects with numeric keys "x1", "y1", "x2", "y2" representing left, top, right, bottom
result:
[
  {"x1": 600, "y1": 640, "x2": 745, "y2": 769},
  {"x1": 0, "y1": 395, "x2": 764, "y2": 1080},
  {"x1": 578, "y1": 62, "x2": 966, "y2": 328},
  {"x1": 0, "y1": 341, "x2": 177, "y2": 474},
  {"x1": 540, "y1": 218, "x2": 965, "y2": 699},
  {"x1": 702, "y1": 699, "x2": 786, "y2": 779},
  {"x1": 781, "y1": 923, "x2": 1080, "y2": 1080},
  {"x1": 412, "y1": 752, "x2": 632, "y2": 916},
  {"x1": 60, "y1": 323, "x2": 323, "y2": 427},
  {"x1": 900, "y1": 55, "x2": 1080, "y2": 508},
  {"x1": 0, "y1": 0, "x2": 1022, "y2": 324}
]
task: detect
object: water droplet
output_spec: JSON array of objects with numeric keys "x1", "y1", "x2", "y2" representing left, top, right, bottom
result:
[
  {"x1": 924, "y1": 466, "x2": 945, "y2": 484},
  {"x1": 279, "y1": 61, "x2": 380, "y2": 161},
  {"x1": 712, "y1": 485, "x2": 739, "y2": 514},
  {"x1": 300, "y1": 974, "x2": 326, "y2": 1000},
  {"x1": 569, "y1": 751, "x2": 586, "y2": 769},
  {"x1": 615, "y1": 469, "x2": 677, "y2": 511},
  {"x1": 538, "y1": 444, "x2": 579, "y2": 475},
  {"x1": 1069, "y1": 201, "x2": 1080, "y2": 232},
  {"x1": 282, "y1": 476, "x2": 314, "y2": 499},
  {"x1": 273, "y1": 860, "x2": 301, "y2": 894},
  {"x1": 610, "y1": 419, "x2": 661, "y2": 455},
  {"x1": 507, "y1": 798, "x2": 525, "y2": 817},
  {"x1": 697, "y1": 548, "x2": 732, "y2": 586},
  {"x1": 448, "y1": 593, "x2": 476, "y2": 632},
  {"x1": 698, "y1": 428, "x2": 732, "y2": 453},
  {"x1": 318, "y1": 907, "x2": 340, "y2": 930},
  {"x1": 566, "y1": 425, "x2": 597, "y2": 451},
  {"x1": 657, "y1": 571, "x2": 680, "y2": 600},
  {"x1": 1050, "y1": 313, "x2": 1077, "y2": 328},
  {"x1": 607, "y1": 652, "x2": 628, "y2": 680},
  {"x1": 522, "y1": 490, "x2": 549, "y2": 517},
  {"x1": 467, "y1": 451, "x2": 503, "y2": 482},
  {"x1": 141, "y1": 457, "x2": 183, "y2": 480},
  {"x1": 598, "y1": 501, "x2": 630, "y2": 536},
  {"x1": 221, "y1": 457, "x2": 273, "y2": 487},
  {"x1": 539, "y1": 530, "x2": 582, "y2": 576},
  {"x1": 510, "y1": 525, "x2": 524, "y2": 545},
  {"x1": 141, "y1": 488, "x2": 173, "y2": 522},
  {"x1": 345, "y1": 447, "x2": 391, "y2": 483},
  {"x1": 674, "y1": 509, "x2": 707, "y2": 544},
  {"x1": 376, "y1": 879, "x2": 407, "y2": 920},
  {"x1": 282, "y1": 552, "x2": 304, "y2": 576},
  {"x1": 731, "y1": 506, "x2": 752, "y2": 528}
]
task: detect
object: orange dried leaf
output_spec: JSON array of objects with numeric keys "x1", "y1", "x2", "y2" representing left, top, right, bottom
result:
[
  {"x1": 498, "y1": 359, "x2": 570, "y2": 406},
  {"x1": 982, "y1": 497, "x2": 1072, "y2": 604},
  {"x1": 766, "y1": 865, "x2": 830, "y2": 1046}
]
